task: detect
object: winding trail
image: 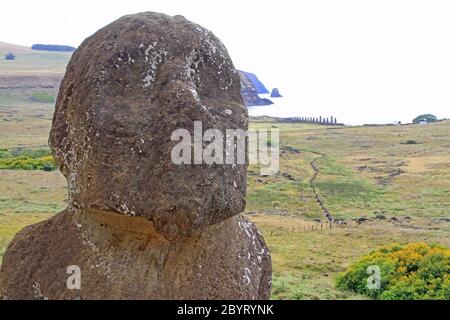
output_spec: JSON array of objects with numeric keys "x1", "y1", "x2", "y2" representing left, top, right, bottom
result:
[{"x1": 307, "y1": 151, "x2": 334, "y2": 223}]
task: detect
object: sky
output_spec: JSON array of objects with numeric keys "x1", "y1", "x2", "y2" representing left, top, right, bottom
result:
[{"x1": 1, "y1": 0, "x2": 450, "y2": 124}]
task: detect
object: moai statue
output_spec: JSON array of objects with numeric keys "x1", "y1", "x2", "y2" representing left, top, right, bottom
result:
[
  {"x1": 330, "y1": 116, "x2": 334, "y2": 125},
  {"x1": 0, "y1": 12, "x2": 271, "y2": 300}
]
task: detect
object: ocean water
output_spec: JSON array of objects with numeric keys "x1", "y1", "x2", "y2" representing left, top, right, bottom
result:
[
  {"x1": 246, "y1": 94, "x2": 446, "y2": 126},
  {"x1": 247, "y1": 94, "x2": 337, "y2": 122}
]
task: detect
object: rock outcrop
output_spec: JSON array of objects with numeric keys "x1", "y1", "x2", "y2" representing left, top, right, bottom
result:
[
  {"x1": 270, "y1": 88, "x2": 282, "y2": 98},
  {"x1": 239, "y1": 70, "x2": 269, "y2": 94},
  {"x1": 0, "y1": 12, "x2": 271, "y2": 300},
  {"x1": 239, "y1": 71, "x2": 273, "y2": 106}
]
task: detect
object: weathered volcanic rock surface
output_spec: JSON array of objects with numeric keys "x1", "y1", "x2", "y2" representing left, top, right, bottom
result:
[
  {"x1": 0, "y1": 209, "x2": 271, "y2": 300},
  {"x1": 0, "y1": 12, "x2": 271, "y2": 300},
  {"x1": 49, "y1": 12, "x2": 248, "y2": 240}
]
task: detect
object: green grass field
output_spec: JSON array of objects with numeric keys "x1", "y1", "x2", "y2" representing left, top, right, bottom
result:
[
  {"x1": 0, "y1": 43, "x2": 448, "y2": 299},
  {"x1": 246, "y1": 121, "x2": 450, "y2": 299},
  {"x1": 0, "y1": 42, "x2": 71, "y2": 76}
]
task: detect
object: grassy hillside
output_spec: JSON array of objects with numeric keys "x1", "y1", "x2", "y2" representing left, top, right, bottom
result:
[
  {"x1": 0, "y1": 42, "x2": 33, "y2": 54},
  {"x1": 248, "y1": 122, "x2": 450, "y2": 220},
  {"x1": 247, "y1": 121, "x2": 450, "y2": 299},
  {"x1": 0, "y1": 42, "x2": 448, "y2": 299},
  {"x1": 0, "y1": 42, "x2": 71, "y2": 76}
]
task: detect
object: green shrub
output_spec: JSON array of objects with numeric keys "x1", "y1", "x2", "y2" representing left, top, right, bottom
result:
[
  {"x1": 9, "y1": 148, "x2": 50, "y2": 158},
  {"x1": 412, "y1": 114, "x2": 438, "y2": 124},
  {"x1": 0, "y1": 155, "x2": 57, "y2": 171},
  {"x1": 42, "y1": 162, "x2": 56, "y2": 172},
  {"x1": 336, "y1": 243, "x2": 450, "y2": 300},
  {"x1": 0, "y1": 149, "x2": 10, "y2": 159},
  {"x1": 0, "y1": 148, "x2": 56, "y2": 171},
  {"x1": 30, "y1": 91, "x2": 55, "y2": 103}
]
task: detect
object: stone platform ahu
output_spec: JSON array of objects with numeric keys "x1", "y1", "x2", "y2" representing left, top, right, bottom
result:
[{"x1": 0, "y1": 12, "x2": 271, "y2": 299}]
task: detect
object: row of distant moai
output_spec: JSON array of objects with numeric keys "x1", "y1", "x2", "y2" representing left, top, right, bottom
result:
[{"x1": 285, "y1": 116, "x2": 342, "y2": 125}]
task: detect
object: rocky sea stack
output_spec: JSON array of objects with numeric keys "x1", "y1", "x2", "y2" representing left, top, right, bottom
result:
[{"x1": 270, "y1": 88, "x2": 282, "y2": 98}]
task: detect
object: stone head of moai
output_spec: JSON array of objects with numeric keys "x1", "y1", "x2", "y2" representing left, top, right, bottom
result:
[{"x1": 49, "y1": 12, "x2": 248, "y2": 240}]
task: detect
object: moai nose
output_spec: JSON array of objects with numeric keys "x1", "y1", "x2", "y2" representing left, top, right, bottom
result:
[{"x1": 155, "y1": 58, "x2": 202, "y2": 106}]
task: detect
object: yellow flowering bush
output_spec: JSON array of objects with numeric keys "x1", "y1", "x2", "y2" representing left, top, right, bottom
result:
[
  {"x1": 0, "y1": 149, "x2": 57, "y2": 171},
  {"x1": 336, "y1": 243, "x2": 450, "y2": 300}
]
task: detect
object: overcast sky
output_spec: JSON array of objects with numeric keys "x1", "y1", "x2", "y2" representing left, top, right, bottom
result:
[{"x1": 1, "y1": 0, "x2": 450, "y2": 124}]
